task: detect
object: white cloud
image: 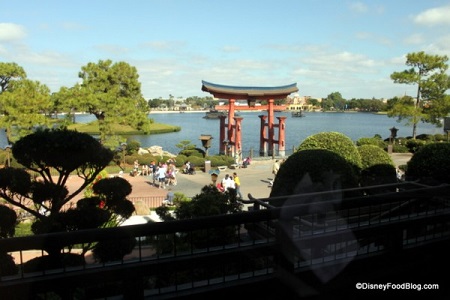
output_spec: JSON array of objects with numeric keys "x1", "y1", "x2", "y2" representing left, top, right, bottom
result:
[
  {"x1": 0, "y1": 23, "x2": 27, "y2": 41},
  {"x1": 403, "y1": 33, "x2": 424, "y2": 45},
  {"x1": 141, "y1": 41, "x2": 186, "y2": 52},
  {"x1": 349, "y1": 2, "x2": 368, "y2": 13},
  {"x1": 414, "y1": 5, "x2": 450, "y2": 26},
  {"x1": 221, "y1": 45, "x2": 240, "y2": 53},
  {"x1": 94, "y1": 44, "x2": 130, "y2": 55},
  {"x1": 61, "y1": 22, "x2": 88, "y2": 31}
]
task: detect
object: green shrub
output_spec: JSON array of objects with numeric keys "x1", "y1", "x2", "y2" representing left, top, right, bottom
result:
[
  {"x1": 179, "y1": 149, "x2": 204, "y2": 157},
  {"x1": 0, "y1": 150, "x2": 21, "y2": 168},
  {"x1": 357, "y1": 145, "x2": 397, "y2": 190},
  {"x1": 174, "y1": 155, "x2": 188, "y2": 167},
  {"x1": 391, "y1": 144, "x2": 410, "y2": 153},
  {"x1": 15, "y1": 222, "x2": 33, "y2": 237},
  {"x1": 405, "y1": 139, "x2": 427, "y2": 153},
  {"x1": 298, "y1": 131, "x2": 362, "y2": 170},
  {"x1": 92, "y1": 237, "x2": 136, "y2": 263},
  {"x1": 188, "y1": 156, "x2": 205, "y2": 170},
  {"x1": 270, "y1": 149, "x2": 360, "y2": 199},
  {"x1": 433, "y1": 134, "x2": 446, "y2": 142},
  {"x1": 126, "y1": 140, "x2": 141, "y2": 154},
  {"x1": 124, "y1": 154, "x2": 139, "y2": 165},
  {"x1": 360, "y1": 165, "x2": 398, "y2": 193},
  {"x1": 133, "y1": 153, "x2": 157, "y2": 165},
  {"x1": 416, "y1": 134, "x2": 434, "y2": 141},
  {"x1": 406, "y1": 143, "x2": 450, "y2": 184},
  {"x1": 0, "y1": 253, "x2": 17, "y2": 276},
  {"x1": 207, "y1": 155, "x2": 234, "y2": 167},
  {"x1": 23, "y1": 253, "x2": 85, "y2": 273},
  {"x1": 356, "y1": 137, "x2": 386, "y2": 148},
  {"x1": 358, "y1": 145, "x2": 395, "y2": 170}
]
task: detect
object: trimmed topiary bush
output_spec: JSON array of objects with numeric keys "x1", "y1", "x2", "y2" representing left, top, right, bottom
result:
[
  {"x1": 433, "y1": 134, "x2": 446, "y2": 142},
  {"x1": 298, "y1": 131, "x2": 362, "y2": 171},
  {"x1": 207, "y1": 155, "x2": 235, "y2": 167},
  {"x1": 208, "y1": 156, "x2": 224, "y2": 167},
  {"x1": 416, "y1": 134, "x2": 434, "y2": 141},
  {"x1": 356, "y1": 136, "x2": 386, "y2": 149},
  {"x1": 391, "y1": 144, "x2": 410, "y2": 153},
  {"x1": 92, "y1": 237, "x2": 136, "y2": 263},
  {"x1": 406, "y1": 143, "x2": 450, "y2": 185},
  {"x1": 405, "y1": 139, "x2": 427, "y2": 153},
  {"x1": 187, "y1": 156, "x2": 205, "y2": 171},
  {"x1": 358, "y1": 144, "x2": 395, "y2": 170},
  {"x1": 174, "y1": 155, "x2": 188, "y2": 167},
  {"x1": 0, "y1": 252, "x2": 18, "y2": 276},
  {"x1": 23, "y1": 253, "x2": 85, "y2": 273},
  {"x1": 270, "y1": 149, "x2": 360, "y2": 199},
  {"x1": 179, "y1": 148, "x2": 204, "y2": 157},
  {"x1": 125, "y1": 140, "x2": 141, "y2": 155},
  {"x1": 358, "y1": 144, "x2": 397, "y2": 191}
]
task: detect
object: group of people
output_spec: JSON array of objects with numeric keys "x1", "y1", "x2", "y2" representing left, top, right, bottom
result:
[
  {"x1": 216, "y1": 172, "x2": 243, "y2": 199},
  {"x1": 130, "y1": 158, "x2": 247, "y2": 200},
  {"x1": 152, "y1": 159, "x2": 178, "y2": 189},
  {"x1": 130, "y1": 159, "x2": 178, "y2": 189}
]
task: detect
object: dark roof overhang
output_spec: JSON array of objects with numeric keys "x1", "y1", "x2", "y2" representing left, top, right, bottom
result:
[{"x1": 201, "y1": 80, "x2": 298, "y2": 100}]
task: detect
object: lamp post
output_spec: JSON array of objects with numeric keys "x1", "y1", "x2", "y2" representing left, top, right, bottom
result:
[
  {"x1": 121, "y1": 143, "x2": 127, "y2": 167},
  {"x1": 5, "y1": 145, "x2": 11, "y2": 167},
  {"x1": 388, "y1": 127, "x2": 398, "y2": 154},
  {"x1": 389, "y1": 127, "x2": 398, "y2": 143},
  {"x1": 209, "y1": 169, "x2": 220, "y2": 186},
  {"x1": 199, "y1": 134, "x2": 213, "y2": 157},
  {"x1": 223, "y1": 140, "x2": 229, "y2": 156}
]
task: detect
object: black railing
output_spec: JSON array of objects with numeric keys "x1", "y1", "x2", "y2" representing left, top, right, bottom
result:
[{"x1": 1, "y1": 182, "x2": 449, "y2": 299}]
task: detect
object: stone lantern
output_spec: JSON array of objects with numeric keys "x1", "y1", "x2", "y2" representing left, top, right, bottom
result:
[
  {"x1": 199, "y1": 134, "x2": 213, "y2": 156},
  {"x1": 388, "y1": 127, "x2": 398, "y2": 154}
]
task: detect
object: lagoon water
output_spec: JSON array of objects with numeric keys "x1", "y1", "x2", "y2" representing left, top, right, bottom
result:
[{"x1": 75, "y1": 111, "x2": 443, "y2": 157}]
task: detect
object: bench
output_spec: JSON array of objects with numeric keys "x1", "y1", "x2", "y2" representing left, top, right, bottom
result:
[{"x1": 218, "y1": 166, "x2": 227, "y2": 171}]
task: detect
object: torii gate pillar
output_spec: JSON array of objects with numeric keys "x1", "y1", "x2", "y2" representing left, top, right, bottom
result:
[
  {"x1": 276, "y1": 116, "x2": 287, "y2": 157},
  {"x1": 201, "y1": 80, "x2": 298, "y2": 157},
  {"x1": 258, "y1": 100, "x2": 286, "y2": 157},
  {"x1": 259, "y1": 115, "x2": 267, "y2": 155},
  {"x1": 219, "y1": 99, "x2": 242, "y2": 157}
]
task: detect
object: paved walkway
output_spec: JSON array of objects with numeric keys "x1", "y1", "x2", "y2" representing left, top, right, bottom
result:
[
  {"x1": 66, "y1": 159, "x2": 275, "y2": 202},
  {"x1": 67, "y1": 153, "x2": 413, "y2": 204}
]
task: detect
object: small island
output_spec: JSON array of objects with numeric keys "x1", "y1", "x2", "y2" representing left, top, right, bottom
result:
[{"x1": 68, "y1": 120, "x2": 181, "y2": 135}]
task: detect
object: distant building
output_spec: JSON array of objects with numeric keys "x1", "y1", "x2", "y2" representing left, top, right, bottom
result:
[{"x1": 286, "y1": 94, "x2": 316, "y2": 111}]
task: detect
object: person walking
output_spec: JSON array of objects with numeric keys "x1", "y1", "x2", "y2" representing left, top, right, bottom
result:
[
  {"x1": 269, "y1": 160, "x2": 280, "y2": 187},
  {"x1": 221, "y1": 174, "x2": 231, "y2": 190},
  {"x1": 233, "y1": 172, "x2": 243, "y2": 199},
  {"x1": 157, "y1": 162, "x2": 167, "y2": 189},
  {"x1": 150, "y1": 161, "x2": 158, "y2": 186},
  {"x1": 167, "y1": 163, "x2": 178, "y2": 186}
]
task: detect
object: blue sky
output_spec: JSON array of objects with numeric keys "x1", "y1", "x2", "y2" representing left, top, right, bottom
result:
[{"x1": 1, "y1": 0, "x2": 450, "y2": 100}]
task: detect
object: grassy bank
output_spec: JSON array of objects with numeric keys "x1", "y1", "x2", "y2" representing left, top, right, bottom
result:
[{"x1": 67, "y1": 121, "x2": 181, "y2": 135}]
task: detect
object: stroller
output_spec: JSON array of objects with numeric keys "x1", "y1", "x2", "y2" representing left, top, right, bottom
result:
[
  {"x1": 242, "y1": 157, "x2": 251, "y2": 168},
  {"x1": 183, "y1": 163, "x2": 196, "y2": 175}
]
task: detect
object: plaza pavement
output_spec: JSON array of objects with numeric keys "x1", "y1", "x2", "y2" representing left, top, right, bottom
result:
[
  {"x1": 67, "y1": 153, "x2": 413, "y2": 205},
  {"x1": 131, "y1": 153, "x2": 413, "y2": 201}
]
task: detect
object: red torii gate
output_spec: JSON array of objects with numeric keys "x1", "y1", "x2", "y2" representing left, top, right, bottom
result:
[{"x1": 201, "y1": 80, "x2": 299, "y2": 158}]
